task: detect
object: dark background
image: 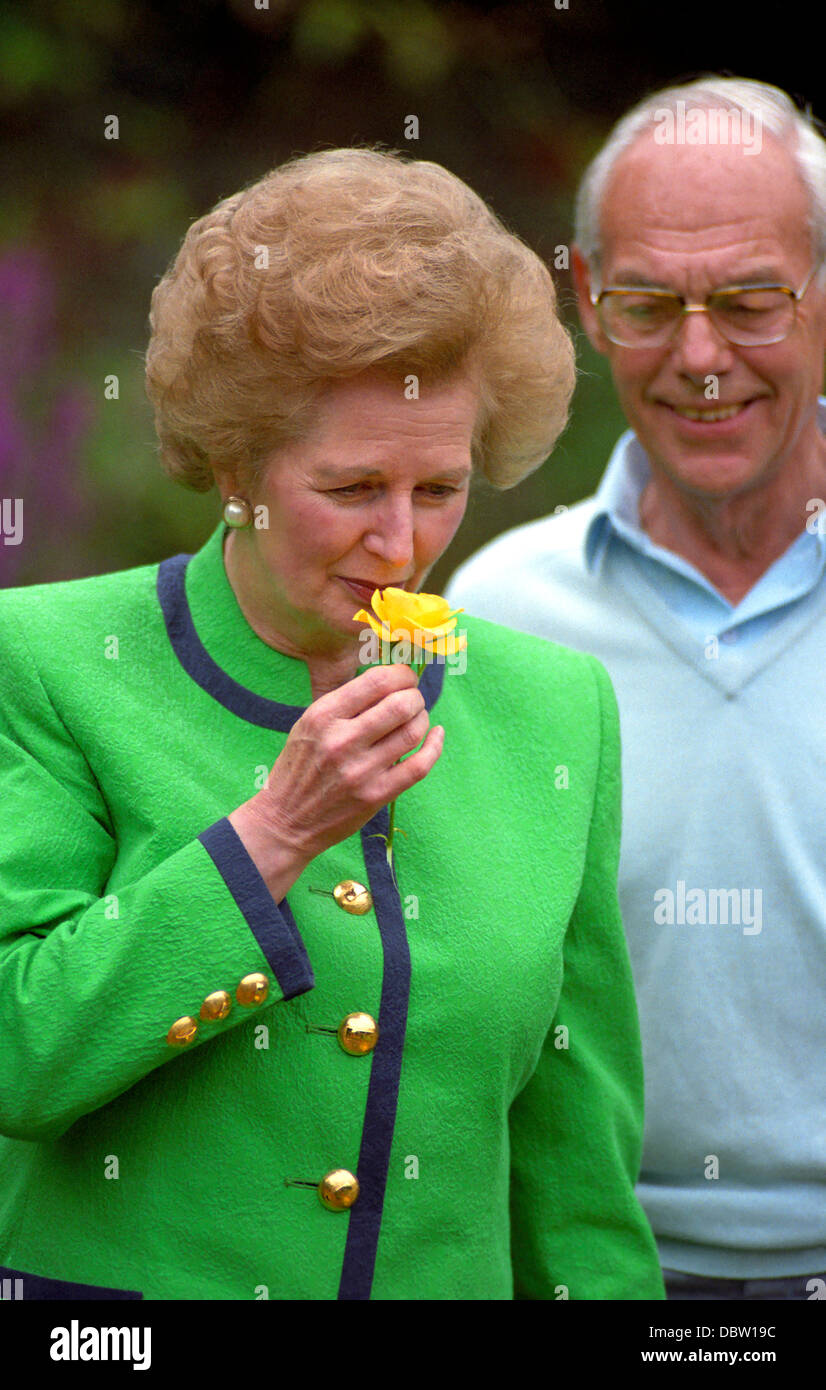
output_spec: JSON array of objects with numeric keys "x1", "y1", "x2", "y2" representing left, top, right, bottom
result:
[{"x1": 2, "y1": 0, "x2": 823, "y2": 591}]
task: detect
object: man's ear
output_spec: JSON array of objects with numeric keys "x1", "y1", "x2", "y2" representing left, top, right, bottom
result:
[{"x1": 572, "y1": 245, "x2": 610, "y2": 355}]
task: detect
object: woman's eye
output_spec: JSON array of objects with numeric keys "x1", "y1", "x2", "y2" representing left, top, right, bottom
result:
[{"x1": 328, "y1": 483, "x2": 459, "y2": 499}]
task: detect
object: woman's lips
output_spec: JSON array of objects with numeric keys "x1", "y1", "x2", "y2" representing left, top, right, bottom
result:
[{"x1": 339, "y1": 577, "x2": 397, "y2": 603}]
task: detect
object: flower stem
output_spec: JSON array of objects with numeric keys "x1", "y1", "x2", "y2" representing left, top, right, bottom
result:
[
  {"x1": 383, "y1": 659, "x2": 426, "y2": 873},
  {"x1": 385, "y1": 798, "x2": 398, "y2": 868}
]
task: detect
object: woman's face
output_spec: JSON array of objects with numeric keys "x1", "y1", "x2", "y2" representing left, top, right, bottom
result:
[{"x1": 225, "y1": 370, "x2": 478, "y2": 656}]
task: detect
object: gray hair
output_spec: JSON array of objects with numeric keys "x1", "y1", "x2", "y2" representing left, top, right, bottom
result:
[{"x1": 574, "y1": 76, "x2": 826, "y2": 279}]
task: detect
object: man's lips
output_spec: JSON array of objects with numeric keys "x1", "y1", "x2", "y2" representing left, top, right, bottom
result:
[{"x1": 656, "y1": 398, "x2": 762, "y2": 431}]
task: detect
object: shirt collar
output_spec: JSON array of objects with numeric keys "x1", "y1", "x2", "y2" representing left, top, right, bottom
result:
[
  {"x1": 584, "y1": 397, "x2": 826, "y2": 576},
  {"x1": 584, "y1": 428, "x2": 649, "y2": 575}
]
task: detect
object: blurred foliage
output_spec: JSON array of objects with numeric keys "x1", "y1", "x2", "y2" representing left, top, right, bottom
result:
[{"x1": 0, "y1": 0, "x2": 819, "y2": 584}]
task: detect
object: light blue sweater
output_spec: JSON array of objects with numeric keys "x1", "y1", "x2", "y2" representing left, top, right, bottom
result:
[{"x1": 446, "y1": 434, "x2": 826, "y2": 1278}]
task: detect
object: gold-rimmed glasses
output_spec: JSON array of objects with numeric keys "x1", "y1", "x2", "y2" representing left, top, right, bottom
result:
[{"x1": 590, "y1": 265, "x2": 819, "y2": 348}]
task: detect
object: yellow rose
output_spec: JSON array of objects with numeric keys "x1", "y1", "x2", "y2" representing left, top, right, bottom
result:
[
  {"x1": 354, "y1": 588, "x2": 466, "y2": 657},
  {"x1": 352, "y1": 587, "x2": 466, "y2": 874}
]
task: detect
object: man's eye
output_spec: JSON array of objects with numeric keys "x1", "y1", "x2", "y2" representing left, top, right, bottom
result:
[
  {"x1": 329, "y1": 484, "x2": 368, "y2": 497},
  {"x1": 720, "y1": 292, "x2": 779, "y2": 314},
  {"x1": 623, "y1": 298, "x2": 671, "y2": 321},
  {"x1": 420, "y1": 484, "x2": 458, "y2": 497}
]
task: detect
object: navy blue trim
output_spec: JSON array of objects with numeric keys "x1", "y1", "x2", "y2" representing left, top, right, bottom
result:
[
  {"x1": 158, "y1": 539, "x2": 440, "y2": 1295},
  {"x1": 157, "y1": 550, "x2": 446, "y2": 726},
  {"x1": 337, "y1": 807, "x2": 411, "y2": 1301},
  {"x1": 0, "y1": 1264, "x2": 142, "y2": 1300},
  {"x1": 157, "y1": 554, "x2": 305, "y2": 730},
  {"x1": 418, "y1": 651, "x2": 446, "y2": 711},
  {"x1": 198, "y1": 817, "x2": 314, "y2": 1001}
]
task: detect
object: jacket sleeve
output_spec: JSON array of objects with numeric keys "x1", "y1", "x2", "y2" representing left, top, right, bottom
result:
[
  {"x1": 0, "y1": 602, "x2": 314, "y2": 1143},
  {"x1": 508, "y1": 655, "x2": 665, "y2": 1300}
]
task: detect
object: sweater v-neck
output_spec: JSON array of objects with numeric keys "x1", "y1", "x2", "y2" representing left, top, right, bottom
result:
[{"x1": 604, "y1": 546, "x2": 826, "y2": 697}]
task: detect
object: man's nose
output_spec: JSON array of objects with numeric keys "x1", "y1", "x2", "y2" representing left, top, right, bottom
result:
[
  {"x1": 363, "y1": 498, "x2": 415, "y2": 569},
  {"x1": 669, "y1": 307, "x2": 736, "y2": 376}
]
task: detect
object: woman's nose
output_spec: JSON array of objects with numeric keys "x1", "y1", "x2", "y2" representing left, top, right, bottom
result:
[{"x1": 363, "y1": 500, "x2": 415, "y2": 568}]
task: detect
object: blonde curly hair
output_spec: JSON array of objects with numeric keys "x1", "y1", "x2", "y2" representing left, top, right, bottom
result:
[{"x1": 145, "y1": 147, "x2": 574, "y2": 492}]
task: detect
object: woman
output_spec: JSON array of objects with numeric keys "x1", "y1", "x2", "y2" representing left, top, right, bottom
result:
[{"x1": 0, "y1": 149, "x2": 663, "y2": 1300}]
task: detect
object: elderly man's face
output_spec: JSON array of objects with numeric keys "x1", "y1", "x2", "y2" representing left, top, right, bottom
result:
[
  {"x1": 226, "y1": 371, "x2": 475, "y2": 654},
  {"x1": 575, "y1": 131, "x2": 826, "y2": 500}
]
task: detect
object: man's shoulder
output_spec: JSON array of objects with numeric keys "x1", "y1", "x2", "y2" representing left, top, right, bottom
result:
[
  {"x1": 445, "y1": 497, "x2": 600, "y2": 619},
  {"x1": 458, "y1": 607, "x2": 593, "y2": 665},
  {"x1": 452, "y1": 496, "x2": 598, "y2": 578}
]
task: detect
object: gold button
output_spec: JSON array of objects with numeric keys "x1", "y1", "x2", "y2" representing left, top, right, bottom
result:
[
  {"x1": 167, "y1": 1016, "x2": 198, "y2": 1046},
  {"x1": 337, "y1": 1012, "x2": 379, "y2": 1055},
  {"x1": 333, "y1": 880, "x2": 373, "y2": 915},
  {"x1": 236, "y1": 973, "x2": 269, "y2": 1006},
  {"x1": 318, "y1": 1169, "x2": 359, "y2": 1211},
  {"x1": 200, "y1": 990, "x2": 231, "y2": 1021}
]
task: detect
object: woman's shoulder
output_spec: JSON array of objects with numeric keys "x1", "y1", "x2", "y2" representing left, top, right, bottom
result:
[
  {"x1": 0, "y1": 554, "x2": 166, "y2": 645},
  {"x1": 447, "y1": 611, "x2": 618, "y2": 736},
  {"x1": 0, "y1": 555, "x2": 174, "y2": 714},
  {"x1": 457, "y1": 610, "x2": 611, "y2": 687},
  {"x1": 439, "y1": 615, "x2": 619, "y2": 802}
]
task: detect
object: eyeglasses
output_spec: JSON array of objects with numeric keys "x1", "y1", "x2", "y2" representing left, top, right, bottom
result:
[{"x1": 590, "y1": 265, "x2": 819, "y2": 348}]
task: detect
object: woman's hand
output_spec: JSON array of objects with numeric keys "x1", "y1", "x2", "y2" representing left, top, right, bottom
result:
[{"x1": 228, "y1": 664, "x2": 443, "y2": 896}]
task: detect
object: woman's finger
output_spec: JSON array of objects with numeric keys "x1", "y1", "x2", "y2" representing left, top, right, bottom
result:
[
  {"x1": 374, "y1": 724, "x2": 445, "y2": 804},
  {"x1": 363, "y1": 706, "x2": 430, "y2": 767},
  {"x1": 350, "y1": 684, "x2": 426, "y2": 749},
  {"x1": 319, "y1": 661, "x2": 418, "y2": 720}
]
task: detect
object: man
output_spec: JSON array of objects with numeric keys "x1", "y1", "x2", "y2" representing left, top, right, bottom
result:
[{"x1": 445, "y1": 76, "x2": 826, "y2": 1300}]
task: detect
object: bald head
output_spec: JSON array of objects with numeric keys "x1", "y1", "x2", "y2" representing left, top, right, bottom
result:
[{"x1": 599, "y1": 128, "x2": 815, "y2": 284}]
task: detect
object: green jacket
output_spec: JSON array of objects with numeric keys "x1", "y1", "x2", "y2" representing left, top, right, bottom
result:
[{"x1": 0, "y1": 521, "x2": 664, "y2": 1300}]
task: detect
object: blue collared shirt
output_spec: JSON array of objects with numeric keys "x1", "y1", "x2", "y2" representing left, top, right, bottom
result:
[{"x1": 584, "y1": 401, "x2": 826, "y2": 650}]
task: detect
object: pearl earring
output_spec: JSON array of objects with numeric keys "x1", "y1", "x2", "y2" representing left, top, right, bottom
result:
[{"x1": 223, "y1": 495, "x2": 253, "y2": 528}]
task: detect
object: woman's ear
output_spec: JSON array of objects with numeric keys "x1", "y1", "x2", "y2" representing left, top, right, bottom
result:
[{"x1": 212, "y1": 464, "x2": 249, "y2": 508}]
